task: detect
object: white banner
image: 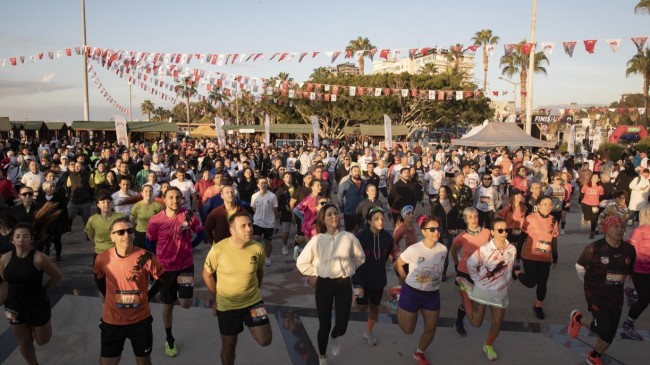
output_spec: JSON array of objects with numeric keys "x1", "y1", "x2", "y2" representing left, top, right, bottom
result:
[
  {"x1": 214, "y1": 117, "x2": 224, "y2": 146},
  {"x1": 384, "y1": 114, "x2": 393, "y2": 149},
  {"x1": 311, "y1": 115, "x2": 320, "y2": 147},
  {"x1": 592, "y1": 126, "x2": 602, "y2": 152},
  {"x1": 568, "y1": 124, "x2": 576, "y2": 156},
  {"x1": 114, "y1": 115, "x2": 128, "y2": 146},
  {"x1": 264, "y1": 114, "x2": 270, "y2": 146}
]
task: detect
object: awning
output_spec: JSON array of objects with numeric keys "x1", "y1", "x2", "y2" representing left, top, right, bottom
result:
[
  {"x1": 11, "y1": 121, "x2": 44, "y2": 131},
  {"x1": 71, "y1": 121, "x2": 116, "y2": 131},
  {"x1": 128, "y1": 122, "x2": 180, "y2": 133},
  {"x1": 359, "y1": 124, "x2": 409, "y2": 136},
  {"x1": 190, "y1": 125, "x2": 217, "y2": 137},
  {"x1": 0, "y1": 117, "x2": 10, "y2": 132},
  {"x1": 452, "y1": 121, "x2": 554, "y2": 148},
  {"x1": 45, "y1": 122, "x2": 67, "y2": 131},
  {"x1": 221, "y1": 124, "x2": 313, "y2": 134}
]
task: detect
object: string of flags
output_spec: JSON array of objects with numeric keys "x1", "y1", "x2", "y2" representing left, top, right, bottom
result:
[
  {"x1": 87, "y1": 65, "x2": 129, "y2": 114},
  {"x1": 558, "y1": 107, "x2": 646, "y2": 115},
  {"x1": 1, "y1": 47, "x2": 80, "y2": 67}
]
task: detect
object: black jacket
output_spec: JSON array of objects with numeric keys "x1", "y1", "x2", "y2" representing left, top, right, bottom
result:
[{"x1": 388, "y1": 179, "x2": 421, "y2": 211}]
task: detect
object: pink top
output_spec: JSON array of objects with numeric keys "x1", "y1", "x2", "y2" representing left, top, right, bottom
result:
[
  {"x1": 296, "y1": 194, "x2": 318, "y2": 239},
  {"x1": 581, "y1": 185, "x2": 604, "y2": 207},
  {"x1": 146, "y1": 207, "x2": 203, "y2": 271},
  {"x1": 453, "y1": 229, "x2": 492, "y2": 274},
  {"x1": 628, "y1": 224, "x2": 650, "y2": 274},
  {"x1": 393, "y1": 224, "x2": 418, "y2": 253},
  {"x1": 510, "y1": 176, "x2": 529, "y2": 192}
]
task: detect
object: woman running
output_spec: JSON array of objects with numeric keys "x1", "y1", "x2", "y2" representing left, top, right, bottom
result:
[
  {"x1": 498, "y1": 189, "x2": 527, "y2": 261},
  {"x1": 429, "y1": 185, "x2": 459, "y2": 281},
  {"x1": 129, "y1": 184, "x2": 163, "y2": 249},
  {"x1": 0, "y1": 222, "x2": 62, "y2": 365},
  {"x1": 581, "y1": 174, "x2": 605, "y2": 239},
  {"x1": 394, "y1": 216, "x2": 447, "y2": 365}
]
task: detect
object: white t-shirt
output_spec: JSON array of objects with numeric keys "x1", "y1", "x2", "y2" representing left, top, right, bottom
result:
[
  {"x1": 465, "y1": 172, "x2": 480, "y2": 191},
  {"x1": 374, "y1": 166, "x2": 388, "y2": 188},
  {"x1": 466, "y1": 240, "x2": 517, "y2": 307},
  {"x1": 476, "y1": 186, "x2": 496, "y2": 212},
  {"x1": 112, "y1": 190, "x2": 136, "y2": 215},
  {"x1": 21, "y1": 171, "x2": 44, "y2": 192},
  {"x1": 251, "y1": 190, "x2": 278, "y2": 228},
  {"x1": 286, "y1": 157, "x2": 298, "y2": 172},
  {"x1": 400, "y1": 240, "x2": 447, "y2": 291},
  {"x1": 170, "y1": 179, "x2": 195, "y2": 209},
  {"x1": 424, "y1": 168, "x2": 444, "y2": 195},
  {"x1": 357, "y1": 155, "x2": 373, "y2": 172}
]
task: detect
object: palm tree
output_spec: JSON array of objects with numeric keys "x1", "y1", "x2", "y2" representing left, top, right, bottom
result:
[
  {"x1": 499, "y1": 40, "x2": 549, "y2": 114},
  {"x1": 626, "y1": 48, "x2": 650, "y2": 124},
  {"x1": 446, "y1": 44, "x2": 465, "y2": 73},
  {"x1": 310, "y1": 67, "x2": 331, "y2": 81},
  {"x1": 208, "y1": 87, "x2": 230, "y2": 119},
  {"x1": 175, "y1": 76, "x2": 197, "y2": 133},
  {"x1": 152, "y1": 107, "x2": 166, "y2": 121},
  {"x1": 277, "y1": 72, "x2": 293, "y2": 82},
  {"x1": 345, "y1": 36, "x2": 375, "y2": 76},
  {"x1": 471, "y1": 29, "x2": 500, "y2": 91},
  {"x1": 419, "y1": 63, "x2": 438, "y2": 76},
  {"x1": 635, "y1": 0, "x2": 650, "y2": 13},
  {"x1": 140, "y1": 100, "x2": 155, "y2": 121}
]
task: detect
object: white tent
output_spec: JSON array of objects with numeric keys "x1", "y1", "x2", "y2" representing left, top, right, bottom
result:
[
  {"x1": 452, "y1": 122, "x2": 554, "y2": 148},
  {"x1": 462, "y1": 119, "x2": 489, "y2": 139}
]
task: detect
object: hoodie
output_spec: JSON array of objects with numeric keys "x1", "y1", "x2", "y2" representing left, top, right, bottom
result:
[{"x1": 352, "y1": 227, "x2": 393, "y2": 289}]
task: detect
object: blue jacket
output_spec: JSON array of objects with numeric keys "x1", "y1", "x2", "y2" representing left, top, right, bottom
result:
[{"x1": 337, "y1": 178, "x2": 367, "y2": 215}]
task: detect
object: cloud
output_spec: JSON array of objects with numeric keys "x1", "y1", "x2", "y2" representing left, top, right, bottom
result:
[
  {"x1": 0, "y1": 80, "x2": 76, "y2": 98},
  {"x1": 41, "y1": 73, "x2": 56, "y2": 83}
]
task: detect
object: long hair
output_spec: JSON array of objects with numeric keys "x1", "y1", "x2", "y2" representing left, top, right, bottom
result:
[{"x1": 316, "y1": 203, "x2": 338, "y2": 234}]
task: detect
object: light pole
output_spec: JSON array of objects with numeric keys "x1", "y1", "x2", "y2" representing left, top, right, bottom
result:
[
  {"x1": 525, "y1": 0, "x2": 538, "y2": 135},
  {"x1": 128, "y1": 81, "x2": 133, "y2": 121},
  {"x1": 81, "y1": 0, "x2": 89, "y2": 121},
  {"x1": 499, "y1": 76, "x2": 520, "y2": 116}
]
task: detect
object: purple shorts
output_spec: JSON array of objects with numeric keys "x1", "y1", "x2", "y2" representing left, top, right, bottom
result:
[{"x1": 398, "y1": 284, "x2": 440, "y2": 313}]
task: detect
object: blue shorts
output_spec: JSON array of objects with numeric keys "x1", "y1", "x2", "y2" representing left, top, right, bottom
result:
[{"x1": 398, "y1": 284, "x2": 440, "y2": 313}]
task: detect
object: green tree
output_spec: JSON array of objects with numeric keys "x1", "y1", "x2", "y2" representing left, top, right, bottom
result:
[
  {"x1": 499, "y1": 40, "x2": 549, "y2": 115},
  {"x1": 345, "y1": 36, "x2": 376, "y2": 76},
  {"x1": 310, "y1": 67, "x2": 331, "y2": 81},
  {"x1": 152, "y1": 107, "x2": 170, "y2": 122},
  {"x1": 446, "y1": 44, "x2": 465, "y2": 73},
  {"x1": 419, "y1": 63, "x2": 439, "y2": 76},
  {"x1": 175, "y1": 76, "x2": 197, "y2": 132},
  {"x1": 471, "y1": 29, "x2": 500, "y2": 91},
  {"x1": 208, "y1": 87, "x2": 231, "y2": 120},
  {"x1": 635, "y1": 0, "x2": 650, "y2": 13},
  {"x1": 140, "y1": 100, "x2": 155, "y2": 121},
  {"x1": 626, "y1": 48, "x2": 650, "y2": 124}
]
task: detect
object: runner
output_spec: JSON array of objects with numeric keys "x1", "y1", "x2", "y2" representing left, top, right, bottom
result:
[
  {"x1": 456, "y1": 218, "x2": 518, "y2": 361},
  {"x1": 394, "y1": 216, "x2": 447, "y2": 365},
  {"x1": 129, "y1": 185, "x2": 163, "y2": 249},
  {"x1": 251, "y1": 177, "x2": 279, "y2": 266},
  {"x1": 568, "y1": 212, "x2": 636, "y2": 365},
  {"x1": 296, "y1": 204, "x2": 365, "y2": 365},
  {"x1": 352, "y1": 207, "x2": 392, "y2": 346},
  {"x1": 145, "y1": 187, "x2": 205, "y2": 357},
  {"x1": 204, "y1": 184, "x2": 246, "y2": 245},
  {"x1": 202, "y1": 211, "x2": 272, "y2": 365},
  {"x1": 94, "y1": 217, "x2": 165, "y2": 365},
  {"x1": 0, "y1": 222, "x2": 62, "y2": 365},
  {"x1": 474, "y1": 173, "x2": 501, "y2": 228}
]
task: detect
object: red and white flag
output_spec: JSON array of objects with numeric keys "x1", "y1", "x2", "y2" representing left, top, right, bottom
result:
[
  {"x1": 631, "y1": 37, "x2": 648, "y2": 53},
  {"x1": 583, "y1": 40, "x2": 597, "y2": 54},
  {"x1": 606, "y1": 39, "x2": 620, "y2": 52},
  {"x1": 563, "y1": 42, "x2": 577, "y2": 57},
  {"x1": 10, "y1": 57, "x2": 17, "y2": 66},
  {"x1": 379, "y1": 49, "x2": 390, "y2": 60},
  {"x1": 541, "y1": 42, "x2": 554, "y2": 56},
  {"x1": 521, "y1": 43, "x2": 534, "y2": 55}
]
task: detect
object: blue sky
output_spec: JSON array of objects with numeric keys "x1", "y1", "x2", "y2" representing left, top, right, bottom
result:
[{"x1": 0, "y1": 0, "x2": 647, "y2": 122}]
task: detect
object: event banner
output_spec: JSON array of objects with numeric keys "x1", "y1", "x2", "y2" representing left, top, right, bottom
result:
[
  {"x1": 384, "y1": 114, "x2": 392, "y2": 149},
  {"x1": 264, "y1": 114, "x2": 270, "y2": 146},
  {"x1": 311, "y1": 115, "x2": 319, "y2": 147},
  {"x1": 114, "y1": 115, "x2": 128, "y2": 146}
]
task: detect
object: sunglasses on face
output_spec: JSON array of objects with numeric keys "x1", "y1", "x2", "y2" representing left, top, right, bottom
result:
[
  {"x1": 21, "y1": 192, "x2": 33, "y2": 197},
  {"x1": 112, "y1": 228, "x2": 135, "y2": 236},
  {"x1": 423, "y1": 226, "x2": 444, "y2": 233},
  {"x1": 494, "y1": 228, "x2": 507, "y2": 234},
  {"x1": 318, "y1": 201, "x2": 328, "y2": 206}
]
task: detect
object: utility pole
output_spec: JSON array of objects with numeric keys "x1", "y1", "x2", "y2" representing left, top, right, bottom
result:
[
  {"x1": 81, "y1": 0, "x2": 90, "y2": 121},
  {"x1": 128, "y1": 81, "x2": 133, "y2": 121},
  {"x1": 525, "y1": 0, "x2": 537, "y2": 135}
]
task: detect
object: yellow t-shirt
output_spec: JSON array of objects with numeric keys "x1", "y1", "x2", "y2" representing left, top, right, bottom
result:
[
  {"x1": 204, "y1": 238, "x2": 265, "y2": 311},
  {"x1": 130, "y1": 201, "x2": 163, "y2": 232},
  {"x1": 85, "y1": 212, "x2": 126, "y2": 254}
]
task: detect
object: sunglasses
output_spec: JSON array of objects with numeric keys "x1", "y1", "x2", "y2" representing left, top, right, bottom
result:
[
  {"x1": 318, "y1": 201, "x2": 328, "y2": 206},
  {"x1": 112, "y1": 228, "x2": 135, "y2": 236},
  {"x1": 423, "y1": 226, "x2": 444, "y2": 233},
  {"x1": 21, "y1": 192, "x2": 34, "y2": 197},
  {"x1": 494, "y1": 228, "x2": 508, "y2": 234},
  {"x1": 483, "y1": 178, "x2": 492, "y2": 181}
]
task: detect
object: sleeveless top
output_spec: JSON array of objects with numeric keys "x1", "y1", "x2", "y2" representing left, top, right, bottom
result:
[{"x1": 3, "y1": 249, "x2": 48, "y2": 307}]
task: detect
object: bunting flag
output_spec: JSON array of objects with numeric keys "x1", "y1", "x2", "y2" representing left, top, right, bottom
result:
[
  {"x1": 541, "y1": 42, "x2": 554, "y2": 56},
  {"x1": 606, "y1": 39, "x2": 621, "y2": 52},
  {"x1": 330, "y1": 51, "x2": 341, "y2": 63},
  {"x1": 583, "y1": 40, "x2": 597, "y2": 54},
  {"x1": 486, "y1": 45, "x2": 496, "y2": 56},
  {"x1": 504, "y1": 44, "x2": 517, "y2": 56},
  {"x1": 563, "y1": 41, "x2": 577, "y2": 57},
  {"x1": 521, "y1": 43, "x2": 535, "y2": 55},
  {"x1": 631, "y1": 37, "x2": 648, "y2": 53},
  {"x1": 466, "y1": 45, "x2": 479, "y2": 52},
  {"x1": 379, "y1": 49, "x2": 390, "y2": 60},
  {"x1": 299, "y1": 52, "x2": 308, "y2": 62}
]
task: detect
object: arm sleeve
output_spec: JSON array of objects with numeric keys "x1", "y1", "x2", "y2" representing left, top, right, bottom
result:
[
  {"x1": 351, "y1": 236, "x2": 366, "y2": 269},
  {"x1": 296, "y1": 237, "x2": 317, "y2": 276}
]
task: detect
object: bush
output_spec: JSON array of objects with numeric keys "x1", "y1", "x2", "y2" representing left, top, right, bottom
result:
[
  {"x1": 636, "y1": 137, "x2": 650, "y2": 153},
  {"x1": 598, "y1": 143, "x2": 625, "y2": 161}
]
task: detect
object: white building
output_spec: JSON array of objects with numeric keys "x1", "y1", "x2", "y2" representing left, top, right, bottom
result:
[{"x1": 371, "y1": 49, "x2": 475, "y2": 83}]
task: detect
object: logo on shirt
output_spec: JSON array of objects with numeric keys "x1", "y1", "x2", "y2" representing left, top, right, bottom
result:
[
  {"x1": 250, "y1": 255, "x2": 258, "y2": 265},
  {"x1": 600, "y1": 256, "x2": 609, "y2": 265}
]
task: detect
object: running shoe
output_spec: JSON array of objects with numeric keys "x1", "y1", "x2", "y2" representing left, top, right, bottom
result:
[
  {"x1": 560, "y1": 229, "x2": 566, "y2": 235},
  {"x1": 533, "y1": 306, "x2": 545, "y2": 320},
  {"x1": 412, "y1": 351, "x2": 430, "y2": 365},
  {"x1": 586, "y1": 351, "x2": 603, "y2": 365},
  {"x1": 319, "y1": 355, "x2": 328, "y2": 365},
  {"x1": 625, "y1": 287, "x2": 638, "y2": 307},
  {"x1": 330, "y1": 336, "x2": 340, "y2": 356},
  {"x1": 363, "y1": 331, "x2": 378, "y2": 346},
  {"x1": 622, "y1": 320, "x2": 644, "y2": 340},
  {"x1": 455, "y1": 277, "x2": 473, "y2": 294},
  {"x1": 384, "y1": 298, "x2": 398, "y2": 313},
  {"x1": 282, "y1": 245, "x2": 289, "y2": 255},
  {"x1": 265, "y1": 257, "x2": 271, "y2": 266},
  {"x1": 293, "y1": 245, "x2": 301, "y2": 261},
  {"x1": 165, "y1": 341, "x2": 178, "y2": 357},
  {"x1": 568, "y1": 310, "x2": 582, "y2": 339},
  {"x1": 483, "y1": 344, "x2": 498, "y2": 361},
  {"x1": 454, "y1": 321, "x2": 467, "y2": 337}
]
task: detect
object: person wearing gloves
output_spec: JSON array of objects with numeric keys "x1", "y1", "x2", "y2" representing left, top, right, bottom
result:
[{"x1": 296, "y1": 204, "x2": 365, "y2": 365}]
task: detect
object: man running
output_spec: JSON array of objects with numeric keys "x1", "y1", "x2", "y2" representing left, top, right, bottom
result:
[
  {"x1": 145, "y1": 187, "x2": 205, "y2": 357},
  {"x1": 202, "y1": 211, "x2": 272, "y2": 365}
]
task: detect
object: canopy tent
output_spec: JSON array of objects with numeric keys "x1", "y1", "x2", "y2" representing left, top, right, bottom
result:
[
  {"x1": 452, "y1": 122, "x2": 554, "y2": 148},
  {"x1": 462, "y1": 120, "x2": 489, "y2": 139},
  {"x1": 190, "y1": 125, "x2": 217, "y2": 137}
]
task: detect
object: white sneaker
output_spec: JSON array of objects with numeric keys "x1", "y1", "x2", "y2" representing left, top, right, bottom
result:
[
  {"x1": 330, "y1": 336, "x2": 340, "y2": 356},
  {"x1": 265, "y1": 257, "x2": 271, "y2": 266},
  {"x1": 319, "y1": 355, "x2": 328, "y2": 365},
  {"x1": 282, "y1": 245, "x2": 289, "y2": 255},
  {"x1": 560, "y1": 229, "x2": 566, "y2": 235},
  {"x1": 293, "y1": 246, "x2": 302, "y2": 261},
  {"x1": 363, "y1": 331, "x2": 378, "y2": 346}
]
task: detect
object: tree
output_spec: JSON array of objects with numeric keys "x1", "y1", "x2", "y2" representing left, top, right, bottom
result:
[
  {"x1": 140, "y1": 100, "x2": 155, "y2": 121},
  {"x1": 175, "y1": 76, "x2": 197, "y2": 132},
  {"x1": 635, "y1": 0, "x2": 650, "y2": 13},
  {"x1": 499, "y1": 40, "x2": 549, "y2": 115},
  {"x1": 626, "y1": 48, "x2": 650, "y2": 124},
  {"x1": 419, "y1": 63, "x2": 439, "y2": 76},
  {"x1": 346, "y1": 36, "x2": 376, "y2": 76},
  {"x1": 208, "y1": 87, "x2": 231, "y2": 120},
  {"x1": 471, "y1": 29, "x2": 500, "y2": 91},
  {"x1": 310, "y1": 67, "x2": 331, "y2": 81},
  {"x1": 152, "y1": 107, "x2": 171, "y2": 122},
  {"x1": 446, "y1": 44, "x2": 465, "y2": 73}
]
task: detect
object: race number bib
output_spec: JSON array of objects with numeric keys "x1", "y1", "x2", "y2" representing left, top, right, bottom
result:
[
  {"x1": 249, "y1": 304, "x2": 269, "y2": 323},
  {"x1": 115, "y1": 290, "x2": 142, "y2": 308},
  {"x1": 534, "y1": 240, "x2": 551, "y2": 254},
  {"x1": 606, "y1": 272, "x2": 625, "y2": 285},
  {"x1": 177, "y1": 273, "x2": 195, "y2": 287}
]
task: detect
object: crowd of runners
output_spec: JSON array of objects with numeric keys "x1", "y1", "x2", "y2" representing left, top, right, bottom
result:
[{"x1": 0, "y1": 135, "x2": 648, "y2": 365}]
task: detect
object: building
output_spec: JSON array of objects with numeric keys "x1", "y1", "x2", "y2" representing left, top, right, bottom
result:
[
  {"x1": 324, "y1": 62, "x2": 360, "y2": 76},
  {"x1": 371, "y1": 48, "x2": 475, "y2": 83}
]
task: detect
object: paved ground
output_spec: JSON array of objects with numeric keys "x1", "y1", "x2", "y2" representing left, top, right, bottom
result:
[{"x1": 0, "y1": 196, "x2": 648, "y2": 364}]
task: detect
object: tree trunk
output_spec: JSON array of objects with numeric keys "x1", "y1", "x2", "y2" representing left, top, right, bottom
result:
[
  {"x1": 520, "y1": 71, "x2": 527, "y2": 117},
  {"x1": 482, "y1": 49, "x2": 488, "y2": 91},
  {"x1": 147, "y1": 112, "x2": 151, "y2": 121},
  {"x1": 359, "y1": 55, "x2": 365, "y2": 76}
]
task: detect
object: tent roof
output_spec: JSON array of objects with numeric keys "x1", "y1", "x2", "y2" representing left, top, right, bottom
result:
[
  {"x1": 127, "y1": 122, "x2": 179, "y2": 133},
  {"x1": 452, "y1": 122, "x2": 554, "y2": 148},
  {"x1": 45, "y1": 122, "x2": 66, "y2": 130},
  {"x1": 11, "y1": 121, "x2": 44, "y2": 130},
  {"x1": 71, "y1": 121, "x2": 116, "y2": 131},
  {"x1": 221, "y1": 124, "x2": 313, "y2": 134},
  {"x1": 359, "y1": 124, "x2": 409, "y2": 136},
  {"x1": 0, "y1": 117, "x2": 11, "y2": 132},
  {"x1": 190, "y1": 125, "x2": 217, "y2": 137}
]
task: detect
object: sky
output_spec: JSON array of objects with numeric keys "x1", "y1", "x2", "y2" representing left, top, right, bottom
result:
[{"x1": 0, "y1": 0, "x2": 648, "y2": 122}]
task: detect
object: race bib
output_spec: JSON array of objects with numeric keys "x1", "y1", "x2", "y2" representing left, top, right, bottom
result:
[
  {"x1": 4, "y1": 308, "x2": 18, "y2": 321},
  {"x1": 534, "y1": 240, "x2": 551, "y2": 254},
  {"x1": 480, "y1": 196, "x2": 491, "y2": 204},
  {"x1": 115, "y1": 290, "x2": 142, "y2": 308},
  {"x1": 249, "y1": 304, "x2": 269, "y2": 323},
  {"x1": 606, "y1": 272, "x2": 625, "y2": 285},
  {"x1": 177, "y1": 273, "x2": 195, "y2": 287},
  {"x1": 353, "y1": 285, "x2": 365, "y2": 299}
]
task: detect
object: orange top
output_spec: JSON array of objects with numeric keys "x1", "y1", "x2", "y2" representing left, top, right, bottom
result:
[
  {"x1": 521, "y1": 212, "x2": 558, "y2": 262},
  {"x1": 452, "y1": 228, "x2": 491, "y2": 274}
]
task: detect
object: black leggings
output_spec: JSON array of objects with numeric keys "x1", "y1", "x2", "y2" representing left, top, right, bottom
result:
[
  {"x1": 590, "y1": 308, "x2": 622, "y2": 344},
  {"x1": 629, "y1": 272, "x2": 650, "y2": 320},
  {"x1": 315, "y1": 277, "x2": 352, "y2": 356},
  {"x1": 478, "y1": 210, "x2": 494, "y2": 228},
  {"x1": 507, "y1": 232, "x2": 525, "y2": 260},
  {"x1": 518, "y1": 260, "x2": 551, "y2": 302},
  {"x1": 581, "y1": 203, "x2": 599, "y2": 234}
]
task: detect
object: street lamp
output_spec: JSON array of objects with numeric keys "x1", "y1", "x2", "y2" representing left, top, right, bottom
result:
[{"x1": 499, "y1": 76, "x2": 520, "y2": 116}]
